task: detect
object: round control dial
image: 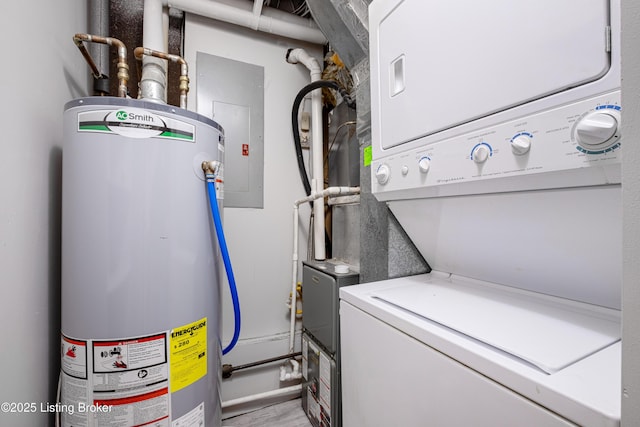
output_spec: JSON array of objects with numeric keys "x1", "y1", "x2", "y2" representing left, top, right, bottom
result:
[
  {"x1": 511, "y1": 134, "x2": 531, "y2": 155},
  {"x1": 375, "y1": 164, "x2": 391, "y2": 185},
  {"x1": 418, "y1": 156, "x2": 431, "y2": 173},
  {"x1": 574, "y1": 110, "x2": 620, "y2": 151},
  {"x1": 472, "y1": 143, "x2": 491, "y2": 164}
]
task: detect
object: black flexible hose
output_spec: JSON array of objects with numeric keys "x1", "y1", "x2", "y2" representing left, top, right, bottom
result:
[{"x1": 291, "y1": 80, "x2": 356, "y2": 197}]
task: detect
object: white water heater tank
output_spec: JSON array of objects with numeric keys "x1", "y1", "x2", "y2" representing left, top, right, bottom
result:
[{"x1": 60, "y1": 97, "x2": 225, "y2": 427}]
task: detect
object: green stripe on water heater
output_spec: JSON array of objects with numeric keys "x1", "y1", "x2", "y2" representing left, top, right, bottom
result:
[
  {"x1": 79, "y1": 124, "x2": 111, "y2": 132},
  {"x1": 160, "y1": 131, "x2": 193, "y2": 141}
]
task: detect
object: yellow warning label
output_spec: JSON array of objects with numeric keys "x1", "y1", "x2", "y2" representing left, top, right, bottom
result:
[{"x1": 170, "y1": 317, "x2": 207, "y2": 393}]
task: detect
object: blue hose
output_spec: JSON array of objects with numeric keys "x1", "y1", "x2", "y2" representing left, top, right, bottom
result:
[{"x1": 206, "y1": 176, "x2": 241, "y2": 355}]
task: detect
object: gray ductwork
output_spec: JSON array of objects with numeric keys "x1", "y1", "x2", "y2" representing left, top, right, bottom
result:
[{"x1": 305, "y1": 0, "x2": 371, "y2": 70}]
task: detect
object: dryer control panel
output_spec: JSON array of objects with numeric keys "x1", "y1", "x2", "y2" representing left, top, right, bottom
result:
[{"x1": 371, "y1": 92, "x2": 621, "y2": 201}]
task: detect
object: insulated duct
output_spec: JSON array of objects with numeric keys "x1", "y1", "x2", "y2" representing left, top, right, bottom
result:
[{"x1": 305, "y1": 0, "x2": 371, "y2": 70}]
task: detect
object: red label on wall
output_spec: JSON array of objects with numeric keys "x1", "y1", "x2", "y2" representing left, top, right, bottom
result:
[{"x1": 242, "y1": 144, "x2": 249, "y2": 156}]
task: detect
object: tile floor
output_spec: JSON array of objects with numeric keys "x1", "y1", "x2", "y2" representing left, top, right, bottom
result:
[{"x1": 222, "y1": 398, "x2": 312, "y2": 427}]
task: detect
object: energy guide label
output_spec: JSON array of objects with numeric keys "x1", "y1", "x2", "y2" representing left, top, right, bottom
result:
[{"x1": 170, "y1": 317, "x2": 208, "y2": 393}]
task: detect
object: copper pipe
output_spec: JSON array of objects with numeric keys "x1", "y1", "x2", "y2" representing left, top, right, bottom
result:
[
  {"x1": 134, "y1": 47, "x2": 190, "y2": 109},
  {"x1": 73, "y1": 33, "x2": 129, "y2": 98}
]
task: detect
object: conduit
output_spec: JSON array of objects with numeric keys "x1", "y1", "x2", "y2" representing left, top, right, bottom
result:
[
  {"x1": 289, "y1": 186, "x2": 360, "y2": 353},
  {"x1": 286, "y1": 48, "x2": 325, "y2": 261}
]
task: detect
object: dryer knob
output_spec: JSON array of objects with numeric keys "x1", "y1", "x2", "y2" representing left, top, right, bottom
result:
[
  {"x1": 375, "y1": 164, "x2": 391, "y2": 185},
  {"x1": 472, "y1": 144, "x2": 491, "y2": 164},
  {"x1": 575, "y1": 112, "x2": 619, "y2": 149},
  {"x1": 511, "y1": 135, "x2": 531, "y2": 155},
  {"x1": 418, "y1": 157, "x2": 431, "y2": 173}
]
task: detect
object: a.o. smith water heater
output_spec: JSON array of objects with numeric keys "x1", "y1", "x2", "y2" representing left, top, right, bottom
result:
[{"x1": 60, "y1": 96, "x2": 225, "y2": 426}]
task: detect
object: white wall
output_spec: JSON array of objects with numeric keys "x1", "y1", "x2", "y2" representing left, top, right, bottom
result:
[
  {"x1": 0, "y1": 1, "x2": 88, "y2": 426},
  {"x1": 184, "y1": 14, "x2": 322, "y2": 412},
  {"x1": 621, "y1": 0, "x2": 640, "y2": 425}
]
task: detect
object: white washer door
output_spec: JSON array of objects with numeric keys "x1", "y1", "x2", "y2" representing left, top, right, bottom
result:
[{"x1": 371, "y1": 0, "x2": 611, "y2": 149}]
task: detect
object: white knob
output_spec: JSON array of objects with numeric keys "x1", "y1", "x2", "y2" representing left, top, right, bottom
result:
[
  {"x1": 575, "y1": 112, "x2": 618, "y2": 148},
  {"x1": 418, "y1": 157, "x2": 431, "y2": 173},
  {"x1": 472, "y1": 144, "x2": 491, "y2": 164},
  {"x1": 401, "y1": 165, "x2": 409, "y2": 176},
  {"x1": 511, "y1": 135, "x2": 531, "y2": 155},
  {"x1": 375, "y1": 164, "x2": 391, "y2": 185}
]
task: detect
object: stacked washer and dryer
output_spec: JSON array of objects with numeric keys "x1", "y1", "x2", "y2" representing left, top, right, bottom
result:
[{"x1": 340, "y1": 1, "x2": 622, "y2": 426}]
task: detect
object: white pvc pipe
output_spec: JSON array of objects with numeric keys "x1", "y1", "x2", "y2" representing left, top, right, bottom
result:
[
  {"x1": 286, "y1": 48, "x2": 325, "y2": 260},
  {"x1": 251, "y1": 0, "x2": 263, "y2": 30},
  {"x1": 166, "y1": 0, "x2": 326, "y2": 44},
  {"x1": 279, "y1": 358, "x2": 302, "y2": 381},
  {"x1": 141, "y1": 0, "x2": 325, "y2": 102},
  {"x1": 289, "y1": 186, "x2": 360, "y2": 353},
  {"x1": 222, "y1": 384, "x2": 302, "y2": 409},
  {"x1": 290, "y1": 205, "x2": 300, "y2": 354}
]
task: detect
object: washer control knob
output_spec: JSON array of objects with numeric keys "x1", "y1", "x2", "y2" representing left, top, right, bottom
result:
[
  {"x1": 418, "y1": 157, "x2": 431, "y2": 173},
  {"x1": 511, "y1": 135, "x2": 531, "y2": 155},
  {"x1": 401, "y1": 165, "x2": 409, "y2": 176},
  {"x1": 375, "y1": 164, "x2": 391, "y2": 185},
  {"x1": 472, "y1": 144, "x2": 491, "y2": 164},
  {"x1": 575, "y1": 112, "x2": 619, "y2": 149}
]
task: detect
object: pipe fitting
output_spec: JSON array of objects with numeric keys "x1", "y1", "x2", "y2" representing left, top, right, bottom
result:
[
  {"x1": 202, "y1": 160, "x2": 221, "y2": 176},
  {"x1": 279, "y1": 358, "x2": 303, "y2": 381},
  {"x1": 286, "y1": 48, "x2": 322, "y2": 80},
  {"x1": 73, "y1": 33, "x2": 129, "y2": 97},
  {"x1": 134, "y1": 47, "x2": 190, "y2": 109}
]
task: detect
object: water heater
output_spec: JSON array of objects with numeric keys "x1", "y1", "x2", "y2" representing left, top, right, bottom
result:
[{"x1": 60, "y1": 97, "x2": 225, "y2": 426}]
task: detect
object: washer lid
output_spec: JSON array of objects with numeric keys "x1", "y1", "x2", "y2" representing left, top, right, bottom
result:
[{"x1": 373, "y1": 275, "x2": 620, "y2": 374}]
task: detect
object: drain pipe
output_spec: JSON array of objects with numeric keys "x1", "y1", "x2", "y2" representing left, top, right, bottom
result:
[
  {"x1": 251, "y1": 0, "x2": 263, "y2": 30},
  {"x1": 222, "y1": 384, "x2": 302, "y2": 409},
  {"x1": 166, "y1": 0, "x2": 326, "y2": 44},
  {"x1": 290, "y1": 186, "x2": 360, "y2": 353},
  {"x1": 141, "y1": 0, "x2": 325, "y2": 102},
  {"x1": 287, "y1": 48, "x2": 325, "y2": 261}
]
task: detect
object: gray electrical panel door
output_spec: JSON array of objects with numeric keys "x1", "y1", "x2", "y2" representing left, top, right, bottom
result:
[{"x1": 196, "y1": 52, "x2": 264, "y2": 208}]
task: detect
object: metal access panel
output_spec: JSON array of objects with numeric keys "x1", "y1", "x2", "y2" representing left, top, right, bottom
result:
[
  {"x1": 302, "y1": 333, "x2": 340, "y2": 427},
  {"x1": 302, "y1": 260, "x2": 359, "y2": 354},
  {"x1": 196, "y1": 52, "x2": 264, "y2": 208}
]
